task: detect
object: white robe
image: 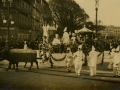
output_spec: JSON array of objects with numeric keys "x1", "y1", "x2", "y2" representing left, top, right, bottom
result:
[
  {"x1": 74, "y1": 51, "x2": 85, "y2": 66},
  {"x1": 88, "y1": 51, "x2": 99, "y2": 67},
  {"x1": 107, "y1": 51, "x2": 115, "y2": 69},
  {"x1": 52, "y1": 38, "x2": 61, "y2": 45},
  {"x1": 113, "y1": 52, "x2": 120, "y2": 67},
  {"x1": 62, "y1": 32, "x2": 70, "y2": 44},
  {"x1": 24, "y1": 44, "x2": 27, "y2": 50},
  {"x1": 73, "y1": 50, "x2": 85, "y2": 75},
  {"x1": 65, "y1": 52, "x2": 74, "y2": 67}
]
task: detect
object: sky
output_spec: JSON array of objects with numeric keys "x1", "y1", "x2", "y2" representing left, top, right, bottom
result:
[{"x1": 74, "y1": 0, "x2": 120, "y2": 26}]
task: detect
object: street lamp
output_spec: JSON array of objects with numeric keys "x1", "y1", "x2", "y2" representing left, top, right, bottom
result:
[
  {"x1": 95, "y1": 0, "x2": 99, "y2": 37},
  {"x1": 2, "y1": 0, "x2": 13, "y2": 50}
]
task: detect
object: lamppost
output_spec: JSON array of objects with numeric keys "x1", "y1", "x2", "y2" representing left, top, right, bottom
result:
[
  {"x1": 2, "y1": 0, "x2": 13, "y2": 50},
  {"x1": 95, "y1": 0, "x2": 99, "y2": 37}
]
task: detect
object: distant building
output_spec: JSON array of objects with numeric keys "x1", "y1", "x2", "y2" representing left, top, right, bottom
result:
[
  {"x1": 98, "y1": 25, "x2": 120, "y2": 38},
  {"x1": 0, "y1": 0, "x2": 43, "y2": 41}
]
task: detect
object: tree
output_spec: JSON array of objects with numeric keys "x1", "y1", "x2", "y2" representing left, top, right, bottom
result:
[
  {"x1": 49, "y1": 0, "x2": 89, "y2": 34},
  {"x1": 97, "y1": 20, "x2": 105, "y2": 32},
  {"x1": 85, "y1": 21, "x2": 105, "y2": 31},
  {"x1": 85, "y1": 21, "x2": 95, "y2": 30},
  {"x1": 41, "y1": 0, "x2": 53, "y2": 25}
]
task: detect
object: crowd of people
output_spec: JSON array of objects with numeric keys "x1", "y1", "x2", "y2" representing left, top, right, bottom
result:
[{"x1": 0, "y1": 36, "x2": 120, "y2": 52}]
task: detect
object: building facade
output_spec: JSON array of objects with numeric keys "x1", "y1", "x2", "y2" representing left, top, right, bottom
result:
[
  {"x1": 0, "y1": 0, "x2": 43, "y2": 41},
  {"x1": 98, "y1": 25, "x2": 120, "y2": 38}
]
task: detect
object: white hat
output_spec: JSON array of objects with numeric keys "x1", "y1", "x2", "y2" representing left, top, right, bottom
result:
[
  {"x1": 116, "y1": 46, "x2": 119, "y2": 51},
  {"x1": 78, "y1": 45, "x2": 82, "y2": 49},
  {"x1": 92, "y1": 45, "x2": 95, "y2": 51},
  {"x1": 111, "y1": 48, "x2": 115, "y2": 52},
  {"x1": 24, "y1": 41, "x2": 26, "y2": 44},
  {"x1": 64, "y1": 27, "x2": 67, "y2": 32},
  {"x1": 74, "y1": 30, "x2": 78, "y2": 33},
  {"x1": 72, "y1": 33, "x2": 75, "y2": 36},
  {"x1": 67, "y1": 47, "x2": 71, "y2": 50},
  {"x1": 55, "y1": 34, "x2": 59, "y2": 38}
]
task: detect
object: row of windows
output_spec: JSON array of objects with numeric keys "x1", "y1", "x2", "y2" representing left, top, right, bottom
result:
[
  {"x1": 14, "y1": 0, "x2": 41, "y2": 20},
  {"x1": 1, "y1": 13, "x2": 41, "y2": 30},
  {"x1": 12, "y1": 13, "x2": 40, "y2": 30}
]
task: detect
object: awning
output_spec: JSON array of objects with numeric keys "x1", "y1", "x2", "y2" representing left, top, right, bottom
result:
[{"x1": 77, "y1": 26, "x2": 93, "y2": 33}]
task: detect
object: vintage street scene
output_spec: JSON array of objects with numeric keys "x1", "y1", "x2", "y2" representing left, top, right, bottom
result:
[{"x1": 0, "y1": 0, "x2": 120, "y2": 90}]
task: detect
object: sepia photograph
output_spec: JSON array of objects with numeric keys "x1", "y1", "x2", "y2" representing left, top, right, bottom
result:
[{"x1": 0, "y1": 0, "x2": 120, "y2": 89}]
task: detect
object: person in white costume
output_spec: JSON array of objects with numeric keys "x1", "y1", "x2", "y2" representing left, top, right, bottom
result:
[
  {"x1": 88, "y1": 45, "x2": 100, "y2": 76},
  {"x1": 113, "y1": 46, "x2": 120, "y2": 77},
  {"x1": 65, "y1": 47, "x2": 74, "y2": 72},
  {"x1": 62, "y1": 27, "x2": 70, "y2": 45},
  {"x1": 107, "y1": 48, "x2": 115, "y2": 70},
  {"x1": 24, "y1": 41, "x2": 27, "y2": 50},
  {"x1": 73, "y1": 45, "x2": 85, "y2": 76},
  {"x1": 52, "y1": 34, "x2": 61, "y2": 45},
  {"x1": 43, "y1": 25, "x2": 49, "y2": 43}
]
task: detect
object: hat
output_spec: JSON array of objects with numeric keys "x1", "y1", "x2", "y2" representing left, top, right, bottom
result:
[
  {"x1": 111, "y1": 48, "x2": 115, "y2": 52},
  {"x1": 92, "y1": 45, "x2": 95, "y2": 51},
  {"x1": 67, "y1": 47, "x2": 71, "y2": 50},
  {"x1": 55, "y1": 34, "x2": 59, "y2": 38},
  {"x1": 64, "y1": 27, "x2": 67, "y2": 32},
  {"x1": 72, "y1": 33, "x2": 76, "y2": 37},
  {"x1": 115, "y1": 46, "x2": 120, "y2": 51},
  {"x1": 78, "y1": 45, "x2": 82, "y2": 49},
  {"x1": 24, "y1": 41, "x2": 26, "y2": 44}
]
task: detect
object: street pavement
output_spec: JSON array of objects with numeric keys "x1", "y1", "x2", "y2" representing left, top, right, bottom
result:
[
  {"x1": 0, "y1": 51, "x2": 120, "y2": 89},
  {"x1": 0, "y1": 51, "x2": 120, "y2": 82},
  {"x1": 38, "y1": 63, "x2": 120, "y2": 83}
]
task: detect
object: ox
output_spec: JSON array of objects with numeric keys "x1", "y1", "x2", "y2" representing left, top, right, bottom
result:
[
  {"x1": 0, "y1": 48, "x2": 16, "y2": 69},
  {"x1": 0, "y1": 49, "x2": 9, "y2": 61},
  {"x1": 5, "y1": 49, "x2": 39, "y2": 71}
]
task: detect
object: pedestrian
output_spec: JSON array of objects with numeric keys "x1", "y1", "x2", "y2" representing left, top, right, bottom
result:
[
  {"x1": 65, "y1": 47, "x2": 74, "y2": 72},
  {"x1": 107, "y1": 48, "x2": 115, "y2": 70},
  {"x1": 88, "y1": 45, "x2": 100, "y2": 76},
  {"x1": 113, "y1": 46, "x2": 120, "y2": 77},
  {"x1": 73, "y1": 45, "x2": 85, "y2": 76}
]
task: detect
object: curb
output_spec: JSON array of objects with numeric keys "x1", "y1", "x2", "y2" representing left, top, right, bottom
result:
[{"x1": 37, "y1": 66, "x2": 120, "y2": 83}]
